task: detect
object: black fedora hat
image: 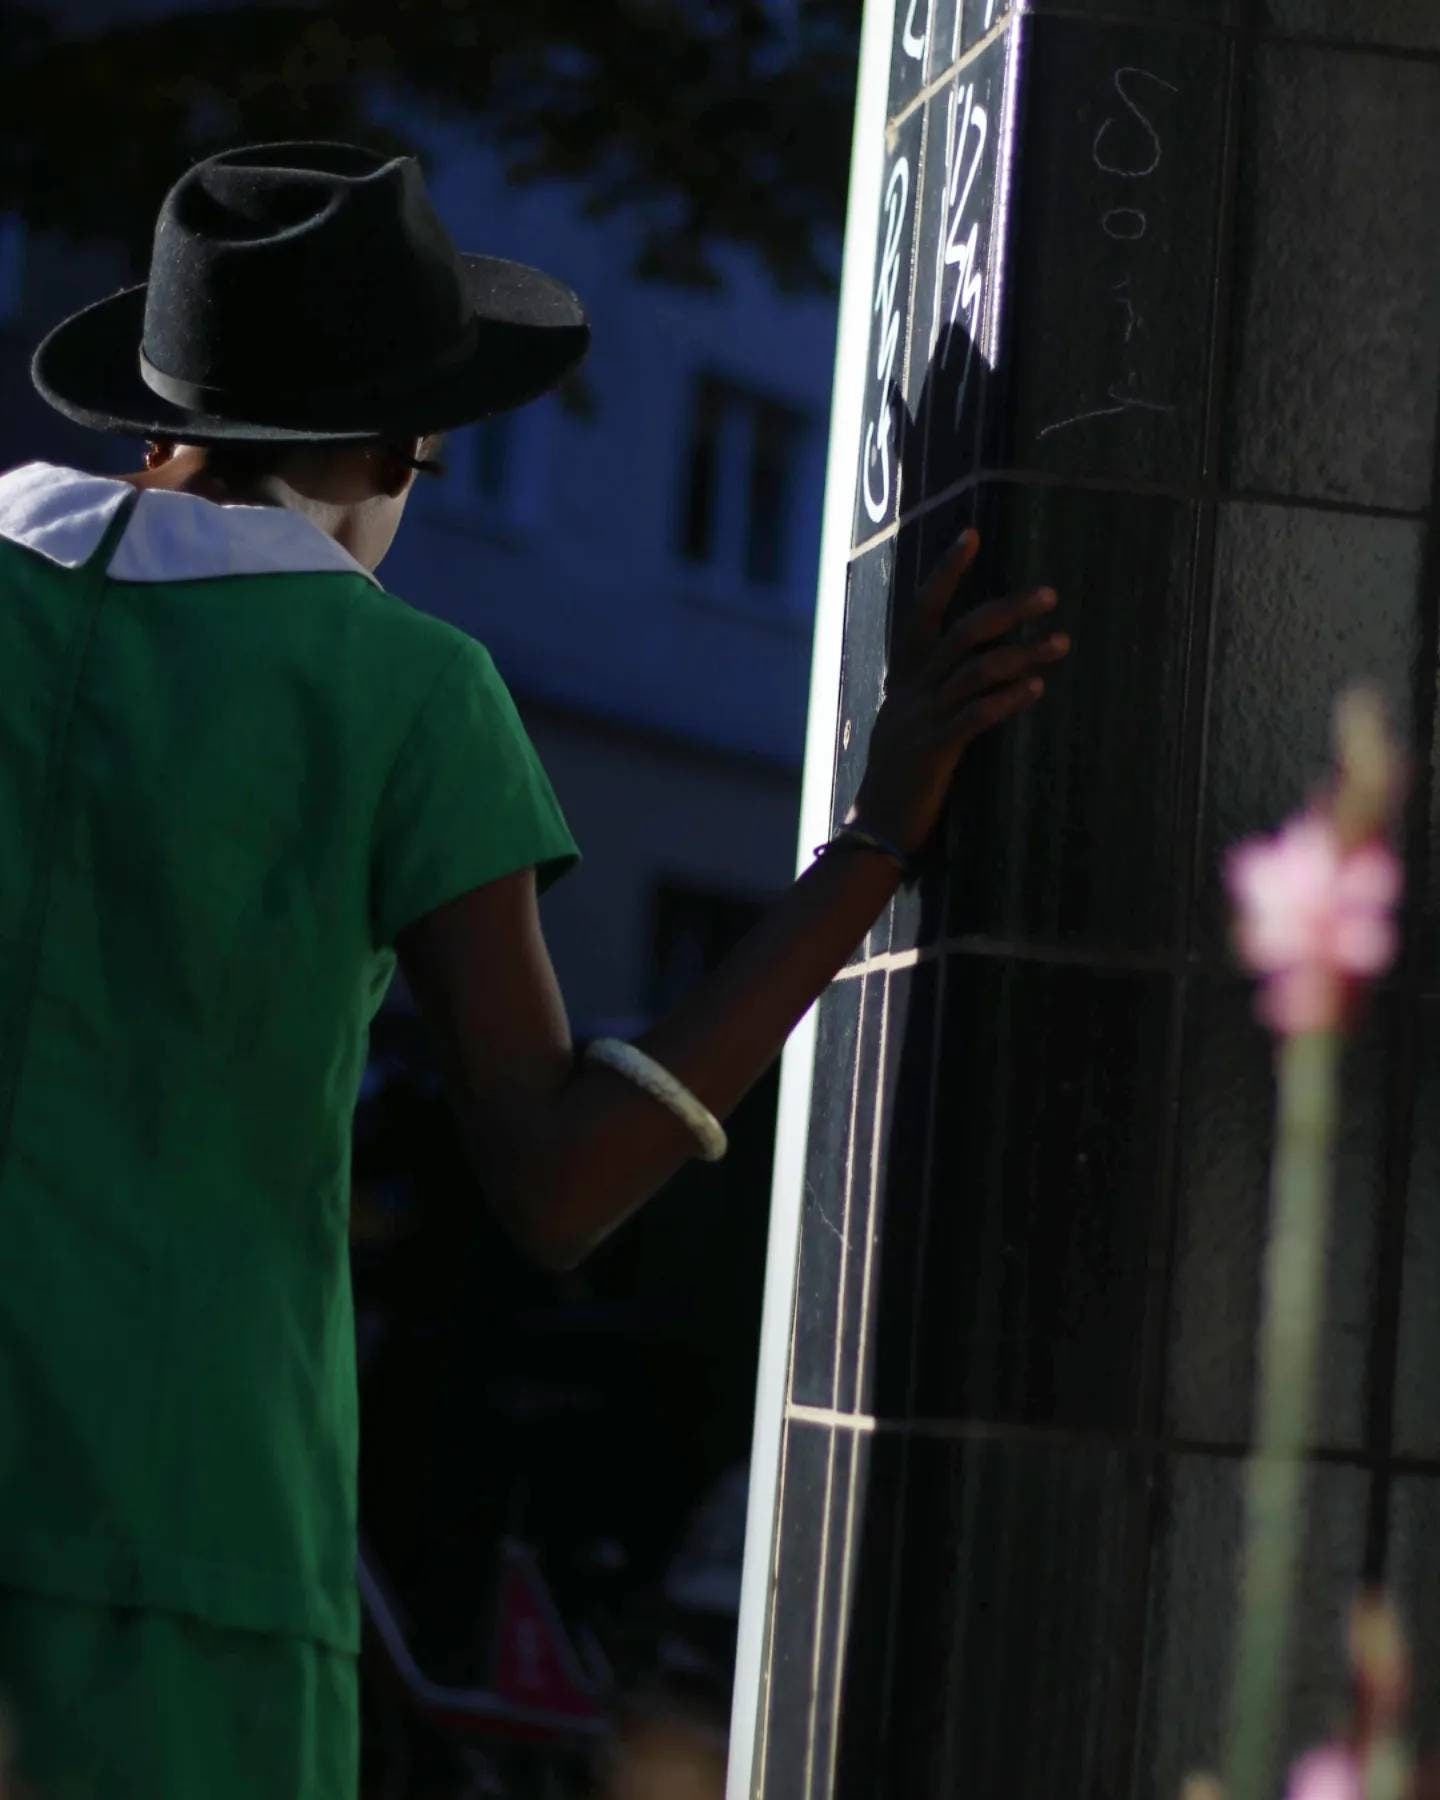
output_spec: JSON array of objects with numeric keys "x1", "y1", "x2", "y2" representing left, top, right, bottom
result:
[{"x1": 32, "y1": 140, "x2": 591, "y2": 444}]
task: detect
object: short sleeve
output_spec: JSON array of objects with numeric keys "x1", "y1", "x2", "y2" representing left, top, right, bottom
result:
[{"x1": 372, "y1": 636, "x2": 579, "y2": 945}]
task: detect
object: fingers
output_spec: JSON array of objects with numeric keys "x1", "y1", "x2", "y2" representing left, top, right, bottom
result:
[
  {"x1": 940, "y1": 584, "x2": 1059, "y2": 662},
  {"x1": 950, "y1": 676, "x2": 1046, "y2": 748},
  {"x1": 894, "y1": 530, "x2": 982, "y2": 673},
  {"x1": 938, "y1": 630, "x2": 1069, "y2": 704},
  {"x1": 918, "y1": 528, "x2": 981, "y2": 626}
]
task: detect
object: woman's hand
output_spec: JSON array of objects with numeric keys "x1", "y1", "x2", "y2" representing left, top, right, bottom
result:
[{"x1": 851, "y1": 528, "x2": 1069, "y2": 857}]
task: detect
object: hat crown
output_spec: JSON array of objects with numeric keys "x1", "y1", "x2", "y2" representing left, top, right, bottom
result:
[
  {"x1": 172, "y1": 142, "x2": 388, "y2": 242},
  {"x1": 141, "y1": 142, "x2": 471, "y2": 405}
]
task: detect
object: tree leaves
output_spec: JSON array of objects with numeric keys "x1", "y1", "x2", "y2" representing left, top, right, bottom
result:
[{"x1": 0, "y1": 0, "x2": 859, "y2": 291}]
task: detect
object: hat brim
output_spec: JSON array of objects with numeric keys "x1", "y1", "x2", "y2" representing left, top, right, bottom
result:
[{"x1": 32, "y1": 254, "x2": 591, "y2": 444}]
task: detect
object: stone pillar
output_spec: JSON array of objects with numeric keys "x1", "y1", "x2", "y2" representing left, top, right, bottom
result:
[{"x1": 740, "y1": 1, "x2": 1440, "y2": 1794}]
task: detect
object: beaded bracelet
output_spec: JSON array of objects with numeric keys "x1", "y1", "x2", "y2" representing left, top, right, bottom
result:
[
  {"x1": 813, "y1": 824, "x2": 920, "y2": 883},
  {"x1": 584, "y1": 1039, "x2": 729, "y2": 1163}
]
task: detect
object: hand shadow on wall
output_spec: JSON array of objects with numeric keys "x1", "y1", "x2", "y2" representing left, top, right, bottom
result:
[
  {"x1": 816, "y1": 291, "x2": 1169, "y2": 1790},
  {"x1": 814, "y1": 311, "x2": 1001, "y2": 1795}
]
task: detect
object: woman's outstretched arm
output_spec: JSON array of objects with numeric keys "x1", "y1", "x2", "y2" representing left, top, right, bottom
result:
[{"x1": 397, "y1": 533, "x2": 1068, "y2": 1269}]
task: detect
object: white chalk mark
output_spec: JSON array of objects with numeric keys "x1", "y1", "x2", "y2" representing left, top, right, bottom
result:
[
  {"x1": 809, "y1": 1193, "x2": 847, "y2": 1248},
  {"x1": 1102, "y1": 206, "x2": 1148, "y2": 241},
  {"x1": 1091, "y1": 66, "x2": 1179, "y2": 179},
  {"x1": 860, "y1": 155, "x2": 911, "y2": 525},
  {"x1": 936, "y1": 78, "x2": 988, "y2": 436},
  {"x1": 873, "y1": 155, "x2": 909, "y2": 350},
  {"x1": 1037, "y1": 402, "x2": 1130, "y2": 439},
  {"x1": 862, "y1": 408, "x2": 897, "y2": 522},
  {"x1": 1037, "y1": 382, "x2": 1175, "y2": 440},
  {"x1": 1112, "y1": 278, "x2": 1139, "y2": 343},
  {"x1": 902, "y1": 0, "x2": 927, "y2": 61}
]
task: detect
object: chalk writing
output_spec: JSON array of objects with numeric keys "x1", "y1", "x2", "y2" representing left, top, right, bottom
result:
[
  {"x1": 861, "y1": 155, "x2": 911, "y2": 524},
  {"x1": 901, "y1": 0, "x2": 928, "y2": 61},
  {"x1": 935, "y1": 76, "x2": 989, "y2": 431},
  {"x1": 1038, "y1": 64, "x2": 1178, "y2": 443},
  {"x1": 1102, "y1": 207, "x2": 1148, "y2": 241},
  {"x1": 1113, "y1": 277, "x2": 1138, "y2": 344},
  {"x1": 1091, "y1": 67, "x2": 1174, "y2": 178},
  {"x1": 1037, "y1": 379, "x2": 1174, "y2": 440}
]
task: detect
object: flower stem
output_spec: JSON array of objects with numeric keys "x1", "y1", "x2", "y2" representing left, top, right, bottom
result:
[
  {"x1": 1363, "y1": 1737, "x2": 1409, "y2": 1800},
  {"x1": 1221, "y1": 1028, "x2": 1342, "y2": 1800}
]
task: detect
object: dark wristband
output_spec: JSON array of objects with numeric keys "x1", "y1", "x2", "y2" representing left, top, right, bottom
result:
[{"x1": 812, "y1": 824, "x2": 920, "y2": 883}]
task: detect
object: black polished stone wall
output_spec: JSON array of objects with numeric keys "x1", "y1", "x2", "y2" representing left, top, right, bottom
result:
[{"x1": 751, "y1": 1, "x2": 1440, "y2": 1794}]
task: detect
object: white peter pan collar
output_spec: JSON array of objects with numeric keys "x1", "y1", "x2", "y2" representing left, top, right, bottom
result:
[{"x1": 0, "y1": 461, "x2": 382, "y2": 588}]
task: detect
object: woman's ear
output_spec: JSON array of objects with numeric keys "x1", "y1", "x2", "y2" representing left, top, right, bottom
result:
[
  {"x1": 143, "y1": 439, "x2": 176, "y2": 471},
  {"x1": 369, "y1": 440, "x2": 424, "y2": 499}
]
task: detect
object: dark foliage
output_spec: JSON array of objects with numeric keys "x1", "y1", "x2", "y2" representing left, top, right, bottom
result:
[{"x1": 0, "y1": 0, "x2": 859, "y2": 291}]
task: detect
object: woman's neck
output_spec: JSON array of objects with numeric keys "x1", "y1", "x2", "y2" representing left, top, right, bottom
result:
[{"x1": 121, "y1": 459, "x2": 283, "y2": 509}]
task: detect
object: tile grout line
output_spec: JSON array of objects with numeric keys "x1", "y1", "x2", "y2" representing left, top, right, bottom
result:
[
  {"x1": 822, "y1": 1393, "x2": 870, "y2": 1792},
  {"x1": 1363, "y1": 352, "x2": 1440, "y2": 1576},
  {"x1": 833, "y1": 934, "x2": 1179, "y2": 977},
  {"x1": 749, "y1": 1406, "x2": 795, "y2": 1796},
  {"x1": 829, "y1": 935, "x2": 1440, "y2": 999},
  {"x1": 784, "y1": 1401, "x2": 1440, "y2": 1476},
  {"x1": 1254, "y1": 29, "x2": 1440, "y2": 64},
  {"x1": 797, "y1": 971, "x2": 875, "y2": 1800},
  {"x1": 823, "y1": 980, "x2": 873, "y2": 1418},
  {"x1": 799, "y1": 1425, "x2": 842, "y2": 1800},
  {"x1": 849, "y1": 975, "x2": 892, "y2": 1423},
  {"x1": 1014, "y1": 0, "x2": 1440, "y2": 62},
  {"x1": 868, "y1": 935, "x2": 952, "y2": 1781},
  {"x1": 850, "y1": 469, "x2": 1427, "y2": 570},
  {"x1": 789, "y1": 1403, "x2": 881, "y2": 1433}
]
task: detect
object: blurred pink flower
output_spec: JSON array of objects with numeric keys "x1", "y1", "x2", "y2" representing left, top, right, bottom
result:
[
  {"x1": 1226, "y1": 814, "x2": 1401, "y2": 1034},
  {"x1": 1285, "y1": 1745, "x2": 1361, "y2": 1800}
]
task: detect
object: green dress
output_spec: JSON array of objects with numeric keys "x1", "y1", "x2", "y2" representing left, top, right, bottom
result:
[{"x1": 0, "y1": 462, "x2": 578, "y2": 1796}]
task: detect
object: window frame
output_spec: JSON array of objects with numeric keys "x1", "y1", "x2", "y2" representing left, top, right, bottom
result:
[
  {"x1": 673, "y1": 370, "x2": 821, "y2": 629},
  {"x1": 0, "y1": 214, "x2": 26, "y2": 329},
  {"x1": 421, "y1": 395, "x2": 556, "y2": 541}
]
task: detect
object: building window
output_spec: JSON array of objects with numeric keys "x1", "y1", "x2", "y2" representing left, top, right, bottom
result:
[
  {"x1": 470, "y1": 413, "x2": 514, "y2": 505},
  {"x1": 651, "y1": 880, "x2": 765, "y2": 1015},
  {"x1": 680, "y1": 381, "x2": 724, "y2": 565},
  {"x1": 0, "y1": 215, "x2": 25, "y2": 326},
  {"x1": 745, "y1": 394, "x2": 807, "y2": 586},
  {"x1": 677, "y1": 375, "x2": 812, "y2": 593},
  {"x1": 428, "y1": 401, "x2": 551, "y2": 534}
]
